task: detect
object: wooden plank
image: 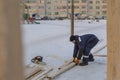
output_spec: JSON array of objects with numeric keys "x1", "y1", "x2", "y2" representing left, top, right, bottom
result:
[
  {"x1": 25, "y1": 66, "x2": 43, "y2": 79},
  {"x1": 33, "y1": 67, "x2": 53, "y2": 80},
  {"x1": 107, "y1": 0, "x2": 120, "y2": 80},
  {"x1": 58, "y1": 60, "x2": 73, "y2": 70},
  {"x1": 94, "y1": 54, "x2": 107, "y2": 57},
  {"x1": 0, "y1": 0, "x2": 24, "y2": 80},
  {"x1": 47, "y1": 62, "x2": 76, "y2": 79},
  {"x1": 92, "y1": 45, "x2": 107, "y2": 54}
]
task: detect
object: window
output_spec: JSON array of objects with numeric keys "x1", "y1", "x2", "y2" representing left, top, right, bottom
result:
[
  {"x1": 89, "y1": 1, "x2": 93, "y2": 4},
  {"x1": 102, "y1": 11, "x2": 107, "y2": 15},
  {"x1": 102, "y1": 5, "x2": 107, "y2": 9},
  {"x1": 89, "y1": 6, "x2": 93, "y2": 9},
  {"x1": 63, "y1": 6, "x2": 67, "y2": 9},
  {"x1": 82, "y1": 0, "x2": 86, "y2": 3},
  {"x1": 102, "y1": 0, "x2": 107, "y2": 3},
  {"x1": 40, "y1": 0, "x2": 44, "y2": 3},
  {"x1": 68, "y1": 1, "x2": 71, "y2": 3},
  {"x1": 96, "y1": 6, "x2": 100, "y2": 9},
  {"x1": 82, "y1": 11, "x2": 86, "y2": 14},
  {"x1": 96, "y1": 1, "x2": 100, "y2": 4},
  {"x1": 74, "y1": 6, "x2": 79, "y2": 9},
  {"x1": 47, "y1": 2, "x2": 51, "y2": 4},
  {"x1": 82, "y1": 5, "x2": 86, "y2": 9},
  {"x1": 55, "y1": 12, "x2": 59, "y2": 15},
  {"x1": 96, "y1": 11, "x2": 100, "y2": 15},
  {"x1": 74, "y1": 1, "x2": 79, "y2": 3},
  {"x1": 39, "y1": 6, "x2": 44, "y2": 9},
  {"x1": 28, "y1": 6, "x2": 31, "y2": 9},
  {"x1": 28, "y1": 0, "x2": 36, "y2": 3}
]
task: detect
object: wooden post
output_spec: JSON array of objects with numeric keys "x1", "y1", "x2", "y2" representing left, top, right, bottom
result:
[
  {"x1": 0, "y1": 0, "x2": 24, "y2": 80},
  {"x1": 0, "y1": 1, "x2": 7, "y2": 80},
  {"x1": 71, "y1": 0, "x2": 74, "y2": 35},
  {"x1": 107, "y1": 0, "x2": 120, "y2": 80}
]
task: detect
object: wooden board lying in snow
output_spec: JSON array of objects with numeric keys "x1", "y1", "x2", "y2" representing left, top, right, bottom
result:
[
  {"x1": 33, "y1": 68, "x2": 53, "y2": 80},
  {"x1": 94, "y1": 54, "x2": 107, "y2": 57},
  {"x1": 24, "y1": 65, "x2": 44, "y2": 79},
  {"x1": 58, "y1": 60, "x2": 73, "y2": 70},
  {"x1": 92, "y1": 45, "x2": 107, "y2": 54},
  {"x1": 47, "y1": 62, "x2": 76, "y2": 79}
]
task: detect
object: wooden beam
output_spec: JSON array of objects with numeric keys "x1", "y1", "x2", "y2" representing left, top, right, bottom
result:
[
  {"x1": 33, "y1": 67, "x2": 53, "y2": 80},
  {"x1": 47, "y1": 63, "x2": 76, "y2": 79},
  {"x1": 0, "y1": 0, "x2": 24, "y2": 80},
  {"x1": 25, "y1": 66, "x2": 43, "y2": 79},
  {"x1": 92, "y1": 45, "x2": 107, "y2": 54},
  {"x1": 107, "y1": 0, "x2": 120, "y2": 80},
  {"x1": 93, "y1": 54, "x2": 107, "y2": 57}
]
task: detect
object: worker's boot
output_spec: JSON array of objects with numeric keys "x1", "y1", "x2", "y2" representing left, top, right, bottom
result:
[
  {"x1": 79, "y1": 57, "x2": 88, "y2": 66},
  {"x1": 89, "y1": 54, "x2": 94, "y2": 62}
]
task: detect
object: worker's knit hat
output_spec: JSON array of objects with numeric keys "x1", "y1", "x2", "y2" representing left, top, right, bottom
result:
[{"x1": 70, "y1": 35, "x2": 78, "y2": 41}]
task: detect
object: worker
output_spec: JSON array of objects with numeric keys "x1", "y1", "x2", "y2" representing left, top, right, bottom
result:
[{"x1": 70, "y1": 34, "x2": 99, "y2": 66}]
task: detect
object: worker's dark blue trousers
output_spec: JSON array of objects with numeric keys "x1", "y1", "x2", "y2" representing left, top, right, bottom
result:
[{"x1": 77, "y1": 38, "x2": 99, "y2": 59}]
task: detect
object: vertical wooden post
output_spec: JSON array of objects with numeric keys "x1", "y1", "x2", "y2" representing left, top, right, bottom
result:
[
  {"x1": 0, "y1": 0, "x2": 24, "y2": 80},
  {"x1": 0, "y1": 1, "x2": 7, "y2": 80},
  {"x1": 107, "y1": 0, "x2": 120, "y2": 80},
  {"x1": 71, "y1": 0, "x2": 74, "y2": 35}
]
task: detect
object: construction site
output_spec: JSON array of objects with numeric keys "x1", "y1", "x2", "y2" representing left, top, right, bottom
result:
[{"x1": 0, "y1": 0, "x2": 120, "y2": 80}]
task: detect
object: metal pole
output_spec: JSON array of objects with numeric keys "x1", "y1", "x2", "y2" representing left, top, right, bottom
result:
[{"x1": 71, "y1": 0, "x2": 74, "y2": 35}]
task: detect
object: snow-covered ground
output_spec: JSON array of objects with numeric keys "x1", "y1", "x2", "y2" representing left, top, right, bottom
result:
[{"x1": 22, "y1": 20, "x2": 107, "y2": 80}]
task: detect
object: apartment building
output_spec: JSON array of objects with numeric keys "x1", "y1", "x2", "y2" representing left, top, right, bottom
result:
[
  {"x1": 23, "y1": 0, "x2": 107, "y2": 19},
  {"x1": 88, "y1": 0, "x2": 107, "y2": 18}
]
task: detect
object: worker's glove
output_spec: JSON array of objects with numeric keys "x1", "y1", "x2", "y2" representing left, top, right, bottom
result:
[
  {"x1": 75, "y1": 59, "x2": 81, "y2": 65},
  {"x1": 73, "y1": 58, "x2": 77, "y2": 62}
]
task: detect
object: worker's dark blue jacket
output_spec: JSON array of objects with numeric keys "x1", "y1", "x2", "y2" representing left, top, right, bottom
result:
[{"x1": 73, "y1": 34, "x2": 99, "y2": 59}]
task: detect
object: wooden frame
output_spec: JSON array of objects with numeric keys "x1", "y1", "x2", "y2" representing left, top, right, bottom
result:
[
  {"x1": 0, "y1": 0, "x2": 24, "y2": 80},
  {"x1": 0, "y1": 0, "x2": 120, "y2": 80}
]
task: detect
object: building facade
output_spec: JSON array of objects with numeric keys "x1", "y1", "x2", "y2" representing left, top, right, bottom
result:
[{"x1": 23, "y1": 0, "x2": 107, "y2": 19}]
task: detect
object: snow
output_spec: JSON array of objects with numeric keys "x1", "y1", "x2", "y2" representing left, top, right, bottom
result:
[{"x1": 21, "y1": 20, "x2": 107, "y2": 80}]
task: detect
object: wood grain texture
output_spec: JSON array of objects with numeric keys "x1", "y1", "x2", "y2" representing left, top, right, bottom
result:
[
  {"x1": 0, "y1": 1, "x2": 7, "y2": 80},
  {"x1": 107, "y1": 0, "x2": 120, "y2": 80},
  {"x1": 0, "y1": 0, "x2": 24, "y2": 80}
]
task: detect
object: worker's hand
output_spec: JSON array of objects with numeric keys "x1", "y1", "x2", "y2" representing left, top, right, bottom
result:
[
  {"x1": 75, "y1": 59, "x2": 81, "y2": 65},
  {"x1": 73, "y1": 57, "x2": 79, "y2": 62},
  {"x1": 72, "y1": 58, "x2": 81, "y2": 65}
]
